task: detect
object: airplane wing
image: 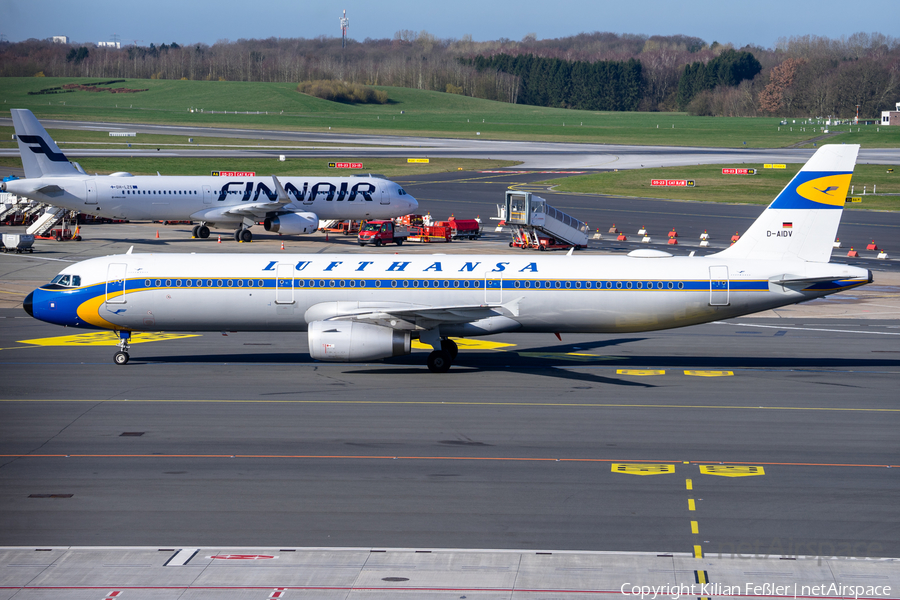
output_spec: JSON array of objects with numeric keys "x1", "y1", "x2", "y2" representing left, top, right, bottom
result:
[
  {"x1": 218, "y1": 202, "x2": 285, "y2": 218},
  {"x1": 308, "y1": 299, "x2": 522, "y2": 331},
  {"x1": 209, "y1": 176, "x2": 296, "y2": 218}
]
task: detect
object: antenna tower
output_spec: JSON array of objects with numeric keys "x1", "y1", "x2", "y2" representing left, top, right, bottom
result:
[{"x1": 340, "y1": 10, "x2": 349, "y2": 48}]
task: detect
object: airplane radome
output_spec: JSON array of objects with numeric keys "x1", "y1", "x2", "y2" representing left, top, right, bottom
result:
[
  {"x1": 24, "y1": 144, "x2": 869, "y2": 372},
  {"x1": 2, "y1": 109, "x2": 417, "y2": 242}
]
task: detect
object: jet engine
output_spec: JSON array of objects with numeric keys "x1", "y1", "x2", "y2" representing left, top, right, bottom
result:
[
  {"x1": 263, "y1": 212, "x2": 318, "y2": 235},
  {"x1": 307, "y1": 321, "x2": 411, "y2": 362}
]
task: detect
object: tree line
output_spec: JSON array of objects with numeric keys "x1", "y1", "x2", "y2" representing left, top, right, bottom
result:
[
  {"x1": 1, "y1": 30, "x2": 897, "y2": 117},
  {"x1": 466, "y1": 54, "x2": 644, "y2": 111}
]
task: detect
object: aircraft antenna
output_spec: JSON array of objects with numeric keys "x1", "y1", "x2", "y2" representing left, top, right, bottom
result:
[{"x1": 340, "y1": 10, "x2": 349, "y2": 48}]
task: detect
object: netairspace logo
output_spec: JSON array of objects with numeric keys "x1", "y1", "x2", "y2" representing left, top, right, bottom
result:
[{"x1": 620, "y1": 582, "x2": 892, "y2": 599}]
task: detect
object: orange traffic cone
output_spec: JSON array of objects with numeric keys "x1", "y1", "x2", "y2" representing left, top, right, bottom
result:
[
  {"x1": 156, "y1": 230, "x2": 160, "y2": 239},
  {"x1": 217, "y1": 235, "x2": 221, "y2": 243},
  {"x1": 281, "y1": 241, "x2": 285, "y2": 250}
]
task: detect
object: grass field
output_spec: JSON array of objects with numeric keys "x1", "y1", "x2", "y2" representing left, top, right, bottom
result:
[
  {"x1": 538, "y1": 164, "x2": 900, "y2": 210},
  {"x1": 4, "y1": 77, "x2": 900, "y2": 148},
  {"x1": 0, "y1": 126, "x2": 357, "y2": 150},
  {"x1": 0, "y1": 155, "x2": 519, "y2": 178}
]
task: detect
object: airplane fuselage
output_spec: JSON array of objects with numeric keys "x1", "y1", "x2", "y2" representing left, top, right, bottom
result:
[
  {"x1": 26, "y1": 252, "x2": 871, "y2": 336},
  {"x1": 3, "y1": 174, "x2": 415, "y2": 225}
]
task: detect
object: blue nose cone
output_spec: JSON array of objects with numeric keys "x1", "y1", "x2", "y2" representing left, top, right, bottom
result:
[{"x1": 23, "y1": 291, "x2": 33, "y2": 317}]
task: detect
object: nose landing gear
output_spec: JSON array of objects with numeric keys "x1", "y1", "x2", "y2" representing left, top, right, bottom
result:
[{"x1": 114, "y1": 330, "x2": 131, "y2": 365}]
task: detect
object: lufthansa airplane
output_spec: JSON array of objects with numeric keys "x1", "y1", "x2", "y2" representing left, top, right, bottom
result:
[
  {"x1": 1, "y1": 109, "x2": 417, "y2": 242},
  {"x1": 24, "y1": 144, "x2": 870, "y2": 372}
]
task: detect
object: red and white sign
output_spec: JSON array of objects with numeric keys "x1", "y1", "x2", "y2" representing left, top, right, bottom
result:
[
  {"x1": 208, "y1": 554, "x2": 277, "y2": 560},
  {"x1": 651, "y1": 179, "x2": 694, "y2": 187},
  {"x1": 211, "y1": 171, "x2": 256, "y2": 177},
  {"x1": 329, "y1": 162, "x2": 364, "y2": 169},
  {"x1": 722, "y1": 168, "x2": 754, "y2": 175}
]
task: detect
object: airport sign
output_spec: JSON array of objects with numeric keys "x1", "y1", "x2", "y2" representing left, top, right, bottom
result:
[
  {"x1": 328, "y1": 162, "x2": 364, "y2": 169},
  {"x1": 651, "y1": 179, "x2": 695, "y2": 187}
]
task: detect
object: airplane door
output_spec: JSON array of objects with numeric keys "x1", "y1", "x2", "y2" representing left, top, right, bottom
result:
[
  {"x1": 380, "y1": 187, "x2": 390, "y2": 205},
  {"x1": 85, "y1": 180, "x2": 98, "y2": 205},
  {"x1": 484, "y1": 272, "x2": 503, "y2": 304},
  {"x1": 202, "y1": 185, "x2": 212, "y2": 204},
  {"x1": 709, "y1": 266, "x2": 729, "y2": 306},
  {"x1": 105, "y1": 263, "x2": 127, "y2": 304},
  {"x1": 275, "y1": 263, "x2": 294, "y2": 304}
]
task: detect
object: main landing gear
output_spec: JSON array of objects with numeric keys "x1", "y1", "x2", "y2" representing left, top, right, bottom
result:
[
  {"x1": 114, "y1": 331, "x2": 131, "y2": 365},
  {"x1": 191, "y1": 224, "x2": 210, "y2": 239},
  {"x1": 426, "y1": 338, "x2": 458, "y2": 373},
  {"x1": 234, "y1": 227, "x2": 252, "y2": 243}
]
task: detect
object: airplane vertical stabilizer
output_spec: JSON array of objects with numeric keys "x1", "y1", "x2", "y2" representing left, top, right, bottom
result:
[
  {"x1": 713, "y1": 144, "x2": 859, "y2": 263},
  {"x1": 10, "y1": 109, "x2": 80, "y2": 178}
]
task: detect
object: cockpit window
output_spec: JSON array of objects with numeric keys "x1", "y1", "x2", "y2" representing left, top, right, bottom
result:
[
  {"x1": 398, "y1": 188, "x2": 407, "y2": 196},
  {"x1": 50, "y1": 274, "x2": 81, "y2": 287}
]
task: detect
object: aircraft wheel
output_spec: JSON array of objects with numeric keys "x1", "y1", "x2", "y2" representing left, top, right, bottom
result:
[
  {"x1": 198, "y1": 226, "x2": 210, "y2": 239},
  {"x1": 427, "y1": 350, "x2": 452, "y2": 373},
  {"x1": 442, "y1": 338, "x2": 459, "y2": 361},
  {"x1": 114, "y1": 351, "x2": 130, "y2": 365},
  {"x1": 374, "y1": 239, "x2": 382, "y2": 247},
  {"x1": 191, "y1": 225, "x2": 200, "y2": 237},
  {"x1": 240, "y1": 229, "x2": 253, "y2": 243},
  {"x1": 233, "y1": 229, "x2": 242, "y2": 242}
]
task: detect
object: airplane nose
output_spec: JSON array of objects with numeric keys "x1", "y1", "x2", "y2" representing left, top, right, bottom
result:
[
  {"x1": 406, "y1": 194, "x2": 419, "y2": 212},
  {"x1": 23, "y1": 291, "x2": 33, "y2": 317}
]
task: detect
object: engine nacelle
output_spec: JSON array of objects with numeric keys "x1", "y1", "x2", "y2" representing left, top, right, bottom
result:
[
  {"x1": 308, "y1": 321, "x2": 411, "y2": 362},
  {"x1": 264, "y1": 212, "x2": 318, "y2": 235}
]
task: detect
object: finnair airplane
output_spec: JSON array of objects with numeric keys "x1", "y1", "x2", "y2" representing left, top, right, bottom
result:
[
  {"x1": 24, "y1": 145, "x2": 869, "y2": 372},
  {"x1": 1, "y1": 109, "x2": 417, "y2": 242}
]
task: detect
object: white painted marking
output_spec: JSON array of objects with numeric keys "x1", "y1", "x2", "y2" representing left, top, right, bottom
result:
[
  {"x1": 715, "y1": 322, "x2": 900, "y2": 336},
  {"x1": 0, "y1": 254, "x2": 78, "y2": 263},
  {"x1": 164, "y1": 548, "x2": 199, "y2": 566}
]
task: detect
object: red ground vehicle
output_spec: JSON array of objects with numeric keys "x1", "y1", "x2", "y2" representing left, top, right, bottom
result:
[
  {"x1": 358, "y1": 220, "x2": 408, "y2": 247},
  {"x1": 434, "y1": 218, "x2": 481, "y2": 240},
  {"x1": 321, "y1": 220, "x2": 361, "y2": 235}
]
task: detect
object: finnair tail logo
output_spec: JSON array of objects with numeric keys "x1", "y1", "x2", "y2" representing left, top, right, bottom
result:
[{"x1": 18, "y1": 135, "x2": 68, "y2": 162}]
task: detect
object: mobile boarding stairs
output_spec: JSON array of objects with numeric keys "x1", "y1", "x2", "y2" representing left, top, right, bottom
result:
[{"x1": 503, "y1": 191, "x2": 590, "y2": 250}]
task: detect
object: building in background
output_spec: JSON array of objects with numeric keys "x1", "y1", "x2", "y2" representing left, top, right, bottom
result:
[{"x1": 881, "y1": 102, "x2": 900, "y2": 126}]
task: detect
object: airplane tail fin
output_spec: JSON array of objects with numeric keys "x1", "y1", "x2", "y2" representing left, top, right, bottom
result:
[
  {"x1": 10, "y1": 109, "x2": 80, "y2": 178},
  {"x1": 712, "y1": 144, "x2": 859, "y2": 263}
]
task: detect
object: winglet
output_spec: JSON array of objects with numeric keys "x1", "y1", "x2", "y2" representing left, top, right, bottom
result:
[{"x1": 272, "y1": 175, "x2": 291, "y2": 204}]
